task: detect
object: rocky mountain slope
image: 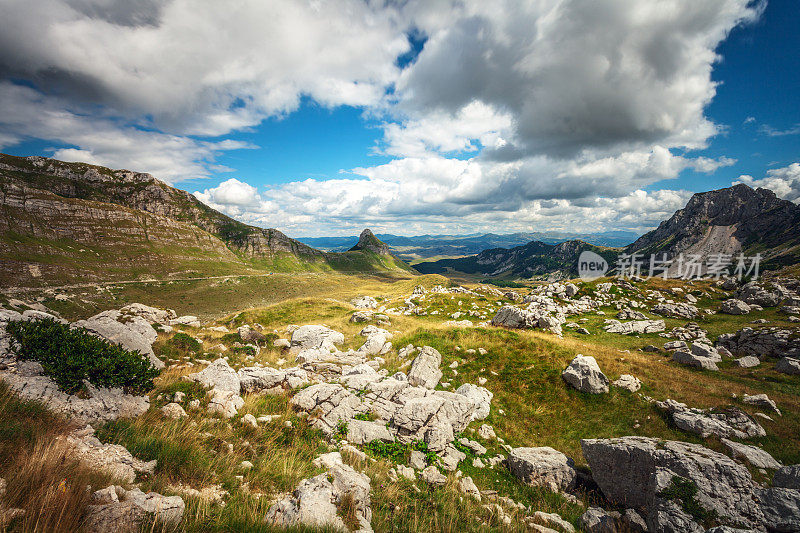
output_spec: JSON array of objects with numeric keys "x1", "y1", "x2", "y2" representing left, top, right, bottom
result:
[
  {"x1": 627, "y1": 184, "x2": 800, "y2": 270},
  {"x1": 414, "y1": 239, "x2": 620, "y2": 279},
  {"x1": 0, "y1": 154, "x2": 410, "y2": 286}
]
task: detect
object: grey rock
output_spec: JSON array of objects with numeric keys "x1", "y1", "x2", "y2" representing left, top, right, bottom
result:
[
  {"x1": 617, "y1": 308, "x2": 649, "y2": 321},
  {"x1": 351, "y1": 296, "x2": 378, "y2": 309},
  {"x1": 407, "y1": 346, "x2": 443, "y2": 389},
  {"x1": 672, "y1": 350, "x2": 719, "y2": 371},
  {"x1": 581, "y1": 436, "x2": 764, "y2": 531},
  {"x1": 438, "y1": 444, "x2": 466, "y2": 471},
  {"x1": 75, "y1": 310, "x2": 163, "y2": 369},
  {"x1": 652, "y1": 303, "x2": 699, "y2": 320},
  {"x1": 774, "y1": 465, "x2": 800, "y2": 489},
  {"x1": 454, "y1": 383, "x2": 493, "y2": 421},
  {"x1": 720, "y1": 438, "x2": 781, "y2": 469},
  {"x1": 603, "y1": 319, "x2": 665, "y2": 335},
  {"x1": 656, "y1": 399, "x2": 765, "y2": 439},
  {"x1": 421, "y1": 465, "x2": 447, "y2": 486},
  {"x1": 207, "y1": 389, "x2": 244, "y2": 418},
  {"x1": 736, "y1": 282, "x2": 782, "y2": 307},
  {"x1": 578, "y1": 507, "x2": 620, "y2": 533},
  {"x1": 84, "y1": 486, "x2": 184, "y2": 533},
  {"x1": 718, "y1": 327, "x2": 800, "y2": 359},
  {"x1": 160, "y1": 402, "x2": 187, "y2": 419},
  {"x1": 776, "y1": 357, "x2": 800, "y2": 375},
  {"x1": 62, "y1": 426, "x2": 156, "y2": 484},
  {"x1": 491, "y1": 305, "x2": 538, "y2": 328},
  {"x1": 756, "y1": 487, "x2": 800, "y2": 532},
  {"x1": 612, "y1": 374, "x2": 641, "y2": 392},
  {"x1": 346, "y1": 419, "x2": 394, "y2": 445},
  {"x1": 119, "y1": 303, "x2": 175, "y2": 325},
  {"x1": 238, "y1": 366, "x2": 285, "y2": 392},
  {"x1": 622, "y1": 508, "x2": 647, "y2": 532},
  {"x1": 267, "y1": 452, "x2": 372, "y2": 531},
  {"x1": 458, "y1": 437, "x2": 487, "y2": 456},
  {"x1": 663, "y1": 340, "x2": 688, "y2": 351},
  {"x1": 391, "y1": 392, "x2": 475, "y2": 451},
  {"x1": 350, "y1": 310, "x2": 372, "y2": 323},
  {"x1": 690, "y1": 342, "x2": 721, "y2": 360},
  {"x1": 186, "y1": 358, "x2": 240, "y2": 394},
  {"x1": 290, "y1": 325, "x2": 344, "y2": 351},
  {"x1": 531, "y1": 511, "x2": 575, "y2": 532},
  {"x1": 273, "y1": 338, "x2": 291, "y2": 348},
  {"x1": 720, "y1": 299, "x2": 751, "y2": 315},
  {"x1": 508, "y1": 447, "x2": 577, "y2": 492},
  {"x1": 647, "y1": 499, "x2": 704, "y2": 533},
  {"x1": 562, "y1": 354, "x2": 609, "y2": 394},
  {"x1": 734, "y1": 356, "x2": 760, "y2": 368},
  {"x1": 409, "y1": 450, "x2": 427, "y2": 470},
  {"x1": 0, "y1": 364, "x2": 149, "y2": 425},
  {"x1": 237, "y1": 325, "x2": 265, "y2": 344},
  {"x1": 458, "y1": 476, "x2": 481, "y2": 501},
  {"x1": 291, "y1": 383, "x2": 363, "y2": 435},
  {"x1": 742, "y1": 393, "x2": 780, "y2": 415},
  {"x1": 477, "y1": 424, "x2": 497, "y2": 440}
]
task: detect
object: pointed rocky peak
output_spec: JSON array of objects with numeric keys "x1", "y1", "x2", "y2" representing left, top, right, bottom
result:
[{"x1": 349, "y1": 229, "x2": 392, "y2": 255}]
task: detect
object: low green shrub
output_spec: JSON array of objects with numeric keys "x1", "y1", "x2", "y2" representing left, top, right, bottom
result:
[
  {"x1": 167, "y1": 332, "x2": 202, "y2": 352},
  {"x1": 659, "y1": 476, "x2": 718, "y2": 525},
  {"x1": 6, "y1": 318, "x2": 159, "y2": 395},
  {"x1": 231, "y1": 345, "x2": 257, "y2": 356},
  {"x1": 220, "y1": 332, "x2": 241, "y2": 344},
  {"x1": 363, "y1": 439, "x2": 437, "y2": 464}
]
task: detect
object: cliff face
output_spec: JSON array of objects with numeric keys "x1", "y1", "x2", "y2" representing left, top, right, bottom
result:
[
  {"x1": 0, "y1": 154, "x2": 321, "y2": 259},
  {"x1": 626, "y1": 184, "x2": 800, "y2": 267}
]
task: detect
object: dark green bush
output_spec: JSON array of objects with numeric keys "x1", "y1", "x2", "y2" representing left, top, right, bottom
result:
[
  {"x1": 6, "y1": 318, "x2": 159, "y2": 395},
  {"x1": 167, "y1": 332, "x2": 202, "y2": 352},
  {"x1": 231, "y1": 345, "x2": 257, "y2": 356}
]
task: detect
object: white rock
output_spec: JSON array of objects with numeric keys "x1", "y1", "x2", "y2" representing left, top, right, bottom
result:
[
  {"x1": 454, "y1": 383, "x2": 493, "y2": 421},
  {"x1": 562, "y1": 355, "x2": 609, "y2": 394}
]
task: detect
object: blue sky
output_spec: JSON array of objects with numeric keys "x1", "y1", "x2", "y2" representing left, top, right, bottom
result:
[
  {"x1": 660, "y1": 0, "x2": 799, "y2": 193},
  {"x1": 1, "y1": 0, "x2": 798, "y2": 236}
]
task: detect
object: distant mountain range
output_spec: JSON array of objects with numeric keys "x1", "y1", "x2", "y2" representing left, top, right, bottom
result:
[
  {"x1": 414, "y1": 184, "x2": 800, "y2": 279},
  {"x1": 3, "y1": 152, "x2": 798, "y2": 287},
  {"x1": 413, "y1": 239, "x2": 619, "y2": 280},
  {"x1": 0, "y1": 154, "x2": 409, "y2": 286},
  {"x1": 297, "y1": 230, "x2": 639, "y2": 258}
]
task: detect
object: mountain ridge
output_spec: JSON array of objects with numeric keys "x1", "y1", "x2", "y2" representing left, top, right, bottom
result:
[
  {"x1": 0, "y1": 153, "x2": 411, "y2": 286},
  {"x1": 413, "y1": 239, "x2": 619, "y2": 280},
  {"x1": 626, "y1": 183, "x2": 800, "y2": 270}
]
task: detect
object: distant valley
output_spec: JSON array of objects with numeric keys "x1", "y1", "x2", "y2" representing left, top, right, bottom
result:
[{"x1": 298, "y1": 230, "x2": 640, "y2": 259}]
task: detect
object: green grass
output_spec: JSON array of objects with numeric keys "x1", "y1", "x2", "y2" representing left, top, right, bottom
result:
[{"x1": 3, "y1": 272, "x2": 800, "y2": 531}]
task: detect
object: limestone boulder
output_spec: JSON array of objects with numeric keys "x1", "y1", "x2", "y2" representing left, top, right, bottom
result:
[
  {"x1": 454, "y1": 383, "x2": 493, "y2": 421},
  {"x1": 508, "y1": 447, "x2": 577, "y2": 492},
  {"x1": 562, "y1": 355, "x2": 609, "y2": 394},
  {"x1": 407, "y1": 346, "x2": 443, "y2": 389},
  {"x1": 186, "y1": 358, "x2": 240, "y2": 394},
  {"x1": 581, "y1": 436, "x2": 764, "y2": 531}
]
